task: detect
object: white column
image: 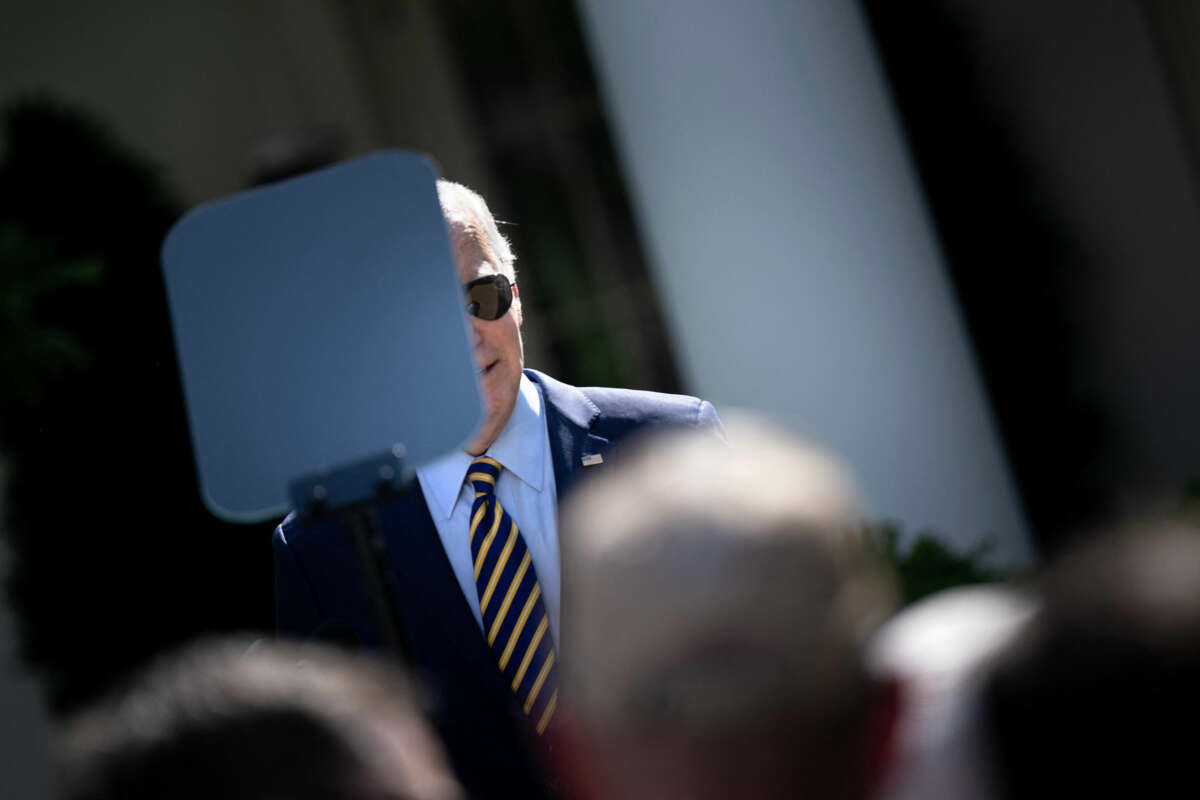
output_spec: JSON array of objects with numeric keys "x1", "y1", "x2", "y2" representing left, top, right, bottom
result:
[{"x1": 576, "y1": 0, "x2": 1033, "y2": 565}]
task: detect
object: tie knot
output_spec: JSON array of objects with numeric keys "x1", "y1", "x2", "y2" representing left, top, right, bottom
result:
[{"x1": 468, "y1": 456, "x2": 502, "y2": 495}]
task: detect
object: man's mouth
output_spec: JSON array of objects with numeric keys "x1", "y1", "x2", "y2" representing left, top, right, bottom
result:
[{"x1": 477, "y1": 361, "x2": 497, "y2": 376}]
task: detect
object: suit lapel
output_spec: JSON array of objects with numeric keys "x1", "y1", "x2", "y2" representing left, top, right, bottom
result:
[
  {"x1": 377, "y1": 487, "x2": 509, "y2": 687},
  {"x1": 524, "y1": 369, "x2": 608, "y2": 498},
  {"x1": 376, "y1": 488, "x2": 552, "y2": 794},
  {"x1": 376, "y1": 370, "x2": 605, "y2": 665},
  {"x1": 372, "y1": 372, "x2": 608, "y2": 721}
]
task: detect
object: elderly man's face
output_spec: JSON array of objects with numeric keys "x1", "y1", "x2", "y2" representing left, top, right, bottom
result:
[{"x1": 455, "y1": 233, "x2": 524, "y2": 455}]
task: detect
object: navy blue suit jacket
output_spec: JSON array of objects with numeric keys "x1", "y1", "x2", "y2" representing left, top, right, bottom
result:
[{"x1": 273, "y1": 369, "x2": 722, "y2": 797}]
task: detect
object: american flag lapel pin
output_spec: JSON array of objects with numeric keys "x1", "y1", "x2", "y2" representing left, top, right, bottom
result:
[{"x1": 581, "y1": 453, "x2": 603, "y2": 467}]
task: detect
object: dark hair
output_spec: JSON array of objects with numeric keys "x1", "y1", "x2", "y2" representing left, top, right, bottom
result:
[
  {"x1": 981, "y1": 522, "x2": 1200, "y2": 797},
  {"x1": 54, "y1": 638, "x2": 461, "y2": 800}
]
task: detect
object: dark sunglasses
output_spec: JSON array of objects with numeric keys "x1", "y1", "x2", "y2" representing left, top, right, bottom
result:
[{"x1": 464, "y1": 273, "x2": 515, "y2": 320}]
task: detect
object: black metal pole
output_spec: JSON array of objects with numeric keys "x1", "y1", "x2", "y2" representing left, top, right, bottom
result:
[
  {"x1": 342, "y1": 501, "x2": 414, "y2": 663},
  {"x1": 290, "y1": 448, "x2": 415, "y2": 663}
]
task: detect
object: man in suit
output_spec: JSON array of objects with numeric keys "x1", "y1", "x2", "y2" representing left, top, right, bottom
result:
[{"x1": 273, "y1": 179, "x2": 722, "y2": 797}]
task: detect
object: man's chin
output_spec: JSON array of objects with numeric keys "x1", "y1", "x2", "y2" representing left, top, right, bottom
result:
[
  {"x1": 481, "y1": 394, "x2": 509, "y2": 424},
  {"x1": 482, "y1": 371, "x2": 519, "y2": 412},
  {"x1": 467, "y1": 390, "x2": 519, "y2": 453}
]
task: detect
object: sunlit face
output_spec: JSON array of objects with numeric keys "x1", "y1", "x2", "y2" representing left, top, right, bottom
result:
[{"x1": 454, "y1": 232, "x2": 524, "y2": 455}]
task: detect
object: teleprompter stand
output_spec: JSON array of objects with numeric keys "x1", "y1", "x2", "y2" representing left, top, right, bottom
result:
[
  {"x1": 288, "y1": 445, "x2": 416, "y2": 662},
  {"x1": 160, "y1": 151, "x2": 482, "y2": 663}
]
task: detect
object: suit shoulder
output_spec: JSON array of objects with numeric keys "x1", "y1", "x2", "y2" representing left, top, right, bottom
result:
[
  {"x1": 579, "y1": 385, "x2": 721, "y2": 435},
  {"x1": 524, "y1": 368, "x2": 723, "y2": 440}
]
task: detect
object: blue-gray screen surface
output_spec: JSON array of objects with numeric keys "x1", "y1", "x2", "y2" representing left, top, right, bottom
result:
[{"x1": 162, "y1": 151, "x2": 481, "y2": 522}]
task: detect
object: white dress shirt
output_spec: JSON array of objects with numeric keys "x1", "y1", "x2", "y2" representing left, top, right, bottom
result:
[{"x1": 416, "y1": 374, "x2": 562, "y2": 644}]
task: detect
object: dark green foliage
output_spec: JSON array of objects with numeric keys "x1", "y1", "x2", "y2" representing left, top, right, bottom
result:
[
  {"x1": 0, "y1": 96, "x2": 275, "y2": 715},
  {"x1": 867, "y1": 521, "x2": 1003, "y2": 606},
  {"x1": 0, "y1": 225, "x2": 102, "y2": 410}
]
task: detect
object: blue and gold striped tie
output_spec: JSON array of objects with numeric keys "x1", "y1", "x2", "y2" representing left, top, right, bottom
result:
[{"x1": 468, "y1": 455, "x2": 558, "y2": 736}]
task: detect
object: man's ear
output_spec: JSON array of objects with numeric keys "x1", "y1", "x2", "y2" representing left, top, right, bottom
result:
[{"x1": 511, "y1": 280, "x2": 524, "y2": 326}]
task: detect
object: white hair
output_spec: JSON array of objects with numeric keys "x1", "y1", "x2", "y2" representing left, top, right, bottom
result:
[{"x1": 436, "y1": 179, "x2": 517, "y2": 281}]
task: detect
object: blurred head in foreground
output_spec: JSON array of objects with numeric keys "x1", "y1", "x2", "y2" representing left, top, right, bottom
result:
[
  {"x1": 54, "y1": 638, "x2": 463, "y2": 800},
  {"x1": 982, "y1": 520, "x2": 1200, "y2": 798},
  {"x1": 555, "y1": 416, "x2": 900, "y2": 800},
  {"x1": 865, "y1": 584, "x2": 1038, "y2": 800}
]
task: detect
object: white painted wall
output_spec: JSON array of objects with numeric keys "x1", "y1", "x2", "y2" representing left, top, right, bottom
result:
[{"x1": 576, "y1": 0, "x2": 1033, "y2": 565}]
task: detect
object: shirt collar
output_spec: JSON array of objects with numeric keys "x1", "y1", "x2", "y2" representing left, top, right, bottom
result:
[{"x1": 420, "y1": 373, "x2": 547, "y2": 520}]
